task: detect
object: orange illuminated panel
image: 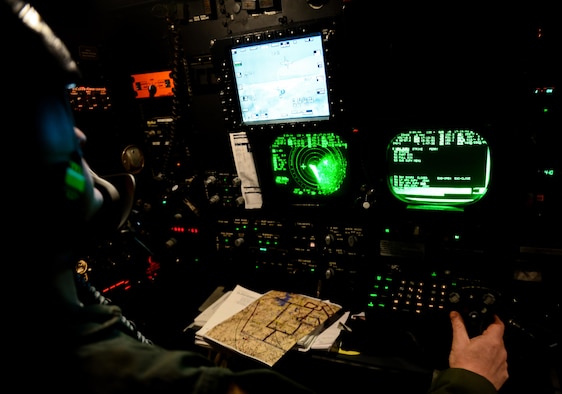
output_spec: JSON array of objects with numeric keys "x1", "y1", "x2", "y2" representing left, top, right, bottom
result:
[{"x1": 131, "y1": 70, "x2": 174, "y2": 98}]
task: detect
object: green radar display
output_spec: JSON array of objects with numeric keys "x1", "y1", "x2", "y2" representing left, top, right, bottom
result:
[{"x1": 270, "y1": 132, "x2": 349, "y2": 197}]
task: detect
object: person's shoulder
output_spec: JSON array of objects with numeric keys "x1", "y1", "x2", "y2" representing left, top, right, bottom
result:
[{"x1": 428, "y1": 368, "x2": 497, "y2": 394}]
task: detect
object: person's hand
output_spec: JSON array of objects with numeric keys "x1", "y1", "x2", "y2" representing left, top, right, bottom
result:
[{"x1": 448, "y1": 311, "x2": 509, "y2": 390}]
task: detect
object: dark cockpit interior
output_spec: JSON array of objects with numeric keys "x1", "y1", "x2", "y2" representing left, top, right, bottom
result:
[{"x1": 26, "y1": 1, "x2": 560, "y2": 392}]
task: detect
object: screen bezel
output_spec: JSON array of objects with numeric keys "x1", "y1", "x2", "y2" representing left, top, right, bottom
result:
[
  {"x1": 210, "y1": 18, "x2": 343, "y2": 133},
  {"x1": 250, "y1": 129, "x2": 354, "y2": 208},
  {"x1": 386, "y1": 128, "x2": 492, "y2": 211},
  {"x1": 229, "y1": 31, "x2": 331, "y2": 127}
]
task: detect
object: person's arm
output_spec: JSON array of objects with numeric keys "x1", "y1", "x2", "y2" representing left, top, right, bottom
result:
[
  {"x1": 428, "y1": 311, "x2": 509, "y2": 393},
  {"x1": 429, "y1": 368, "x2": 498, "y2": 394}
]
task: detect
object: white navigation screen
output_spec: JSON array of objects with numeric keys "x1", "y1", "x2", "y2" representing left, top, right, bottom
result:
[{"x1": 230, "y1": 32, "x2": 331, "y2": 126}]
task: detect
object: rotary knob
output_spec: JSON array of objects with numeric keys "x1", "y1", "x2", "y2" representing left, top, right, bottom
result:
[
  {"x1": 324, "y1": 233, "x2": 335, "y2": 246},
  {"x1": 347, "y1": 235, "x2": 359, "y2": 248}
]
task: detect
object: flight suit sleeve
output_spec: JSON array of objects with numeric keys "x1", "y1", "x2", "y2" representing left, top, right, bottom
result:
[{"x1": 428, "y1": 368, "x2": 497, "y2": 394}]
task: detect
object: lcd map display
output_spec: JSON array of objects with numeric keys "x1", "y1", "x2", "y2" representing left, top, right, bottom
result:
[{"x1": 231, "y1": 33, "x2": 330, "y2": 125}]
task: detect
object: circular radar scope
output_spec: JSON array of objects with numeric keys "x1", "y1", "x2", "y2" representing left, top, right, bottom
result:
[{"x1": 271, "y1": 132, "x2": 349, "y2": 197}]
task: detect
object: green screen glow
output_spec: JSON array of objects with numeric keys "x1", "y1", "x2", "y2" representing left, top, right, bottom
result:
[
  {"x1": 387, "y1": 129, "x2": 491, "y2": 210},
  {"x1": 271, "y1": 132, "x2": 348, "y2": 197}
]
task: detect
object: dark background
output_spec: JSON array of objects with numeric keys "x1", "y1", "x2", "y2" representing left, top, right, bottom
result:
[{"x1": 25, "y1": 1, "x2": 561, "y2": 393}]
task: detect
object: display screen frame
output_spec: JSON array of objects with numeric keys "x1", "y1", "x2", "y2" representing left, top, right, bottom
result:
[
  {"x1": 386, "y1": 128, "x2": 492, "y2": 211},
  {"x1": 229, "y1": 31, "x2": 331, "y2": 127},
  {"x1": 250, "y1": 130, "x2": 353, "y2": 208},
  {"x1": 210, "y1": 18, "x2": 343, "y2": 133}
]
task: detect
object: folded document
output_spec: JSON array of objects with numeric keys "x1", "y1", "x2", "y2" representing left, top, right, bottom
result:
[{"x1": 191, "y1": 285, "x2": 347, "y2": 366}]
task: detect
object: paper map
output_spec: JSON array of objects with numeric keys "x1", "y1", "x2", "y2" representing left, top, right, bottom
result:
[{"x1": 202, "y1": 290, "x2": 342, "y2": 366}]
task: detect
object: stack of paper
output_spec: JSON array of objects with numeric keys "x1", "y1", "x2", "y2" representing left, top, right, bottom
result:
[
  {"x1": 193, "y1": 285, "x2": 262, "y2": 348},
  {"x1": 191, "y1": 285, "x2": 348, "y2": 366}
]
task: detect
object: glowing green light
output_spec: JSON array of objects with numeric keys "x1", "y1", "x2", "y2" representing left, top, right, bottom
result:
[
  {"x1": 308, "y1": 153, "x2": 346, "y2": 194},
  {"x1": 275, "y1": 176, "x2": 290, "y2": 185},
  {"x1": 65, "y1": 161, "x2": 86, "y2": 200},
  {"x1": 271, "y1": 132, "x2": 348, "y2": 197},
  {"x1": 387, "y1": 129, "x2": 491, "y2": 209}
]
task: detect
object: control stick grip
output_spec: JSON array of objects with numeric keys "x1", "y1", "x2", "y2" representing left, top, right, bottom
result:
[{"x1": 448, "y1": 286, "x2": 499, "y2": 338}]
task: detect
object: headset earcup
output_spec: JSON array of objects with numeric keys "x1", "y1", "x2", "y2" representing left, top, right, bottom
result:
[{"x1": 89, "y1": 171, "x2": 136, "y2": 235}]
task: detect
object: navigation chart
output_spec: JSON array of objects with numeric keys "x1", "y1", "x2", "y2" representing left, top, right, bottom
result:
[{"x1": 203, "y1": 290, "x2": 342, "y2": 366}]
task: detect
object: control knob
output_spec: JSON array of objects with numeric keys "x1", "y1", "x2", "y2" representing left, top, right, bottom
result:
[{"x1": 448, "y1": 286, "x2": 499, "y2": 338}]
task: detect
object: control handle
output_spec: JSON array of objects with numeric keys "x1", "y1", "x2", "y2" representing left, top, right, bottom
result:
[{"x1": 448, "y1": 286, "x2": 499, "y2": 338}]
